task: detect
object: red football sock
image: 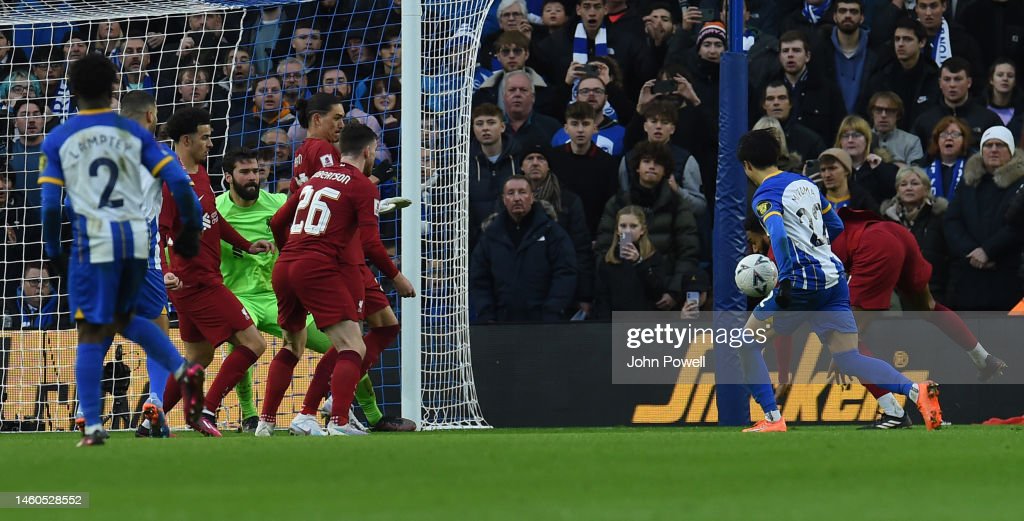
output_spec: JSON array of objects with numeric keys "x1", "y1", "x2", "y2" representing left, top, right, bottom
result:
[
  {"x1": 929, "y1": 303, "x2": 979, "y2": 351},
  {"x1": 162, "y1": 374, "x2": 181, "y2": 412},
  {"x1": 361, "y1": 325, "x2": 399, "y2": 376},
  {"x1": 204, "y1": 346, "x2": 259, "y2": 412},
  {"x1": 301, "y1": 348, "x2": 338, "y2": 416},
  {"x1": 329, "y1": 350, "x2": 363, "y2": 426},
  {"x1": 774, "y1": 335, "x2": 793, "y2": 384},
  {"x1": 260, "y1": 349, "x2": 300, "y2": 423},
  {"x1": 855, "y1": 342, "x2": 888, "y2": 399}
]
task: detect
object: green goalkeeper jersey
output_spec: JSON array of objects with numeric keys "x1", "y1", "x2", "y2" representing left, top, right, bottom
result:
[{"x1": 216, "y1": 190, "x2": 288, "y2": 296}]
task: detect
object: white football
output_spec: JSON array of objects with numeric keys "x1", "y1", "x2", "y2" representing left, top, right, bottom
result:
[{"x1": 734, "y1": 254, "x2": 779, "y2": 298}]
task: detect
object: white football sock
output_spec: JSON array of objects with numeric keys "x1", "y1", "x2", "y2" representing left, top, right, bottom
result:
[
  {"x1": 766, "y1": 409, "x2": 782, "y2": 422},
  {"x1": 84, "y1": 423, "x2": 104, "y2": 435},
  {"x1": 909, "y1": 383, "x2": 920, "y2": 404},
  {"x1": 876, "y1": 393, "x2": 904, "y2": 417},
  {"x1": 141, "y1": 419, "x2": 152, "y2": 429},
  {"x1": 967, "y1": 344, "x2": 990, "y2": 368}
]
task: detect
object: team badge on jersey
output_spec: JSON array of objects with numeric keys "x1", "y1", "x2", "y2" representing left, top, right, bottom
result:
[
  {"x1": 320, "y1": 154, "x2": 335, "y2": 167},
  {"x1": 38, "y1": 155, "x2": 47, "y2": 172},
  {"x1": 294, "y1": 154, "x2": 303, "y2": 168},
  {"x1": 756, "y1": 201, "x2": 773, "y2": 218}
]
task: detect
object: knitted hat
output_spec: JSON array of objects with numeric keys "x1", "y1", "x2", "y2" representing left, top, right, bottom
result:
[
  {"x1": 819, "y1": 148, "x2": 853, "y2": 173},
  {"x1": 980, "y1": 125, "x2": 1016, "y2": 156},
  {"x1": 697, "y1": 21, "x2": 727, "y2": 47},
  {"x1": 522, "y1": 144, "x2": 553, "y2": 165}
]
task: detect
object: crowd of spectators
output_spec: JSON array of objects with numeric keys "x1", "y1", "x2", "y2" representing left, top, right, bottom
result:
[
  {"x1": 2, "y1": 0, "x2": 1024, "y2": 329},
  {"x1": 467, "y1": 0, "x2": 1024, "y2": 322},
  {"x1": 1, "y1": 1, "x2": 404, "y2": 329}
]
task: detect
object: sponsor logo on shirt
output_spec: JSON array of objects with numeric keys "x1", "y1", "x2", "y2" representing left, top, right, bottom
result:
[{"x1": 320, "y1": 154, "x2": 335, "y2": 167}]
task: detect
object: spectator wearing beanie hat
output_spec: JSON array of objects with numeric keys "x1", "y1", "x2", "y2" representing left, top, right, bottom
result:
[{"x1": 944, "y1": 125, "x2": 1024, "y2": 310}]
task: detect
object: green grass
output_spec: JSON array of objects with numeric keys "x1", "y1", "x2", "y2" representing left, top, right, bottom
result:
[{"x1": 1, "y1": 426, "x2": 1022, "y2": 520}]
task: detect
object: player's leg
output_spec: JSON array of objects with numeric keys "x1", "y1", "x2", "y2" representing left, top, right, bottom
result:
[
  {"x1": 819, "y1": 282, "x2": 943, "y2": 430},
  {"x1": 204, "y1": 323, "x2": 266, "y2": 423},
  {"x1": 323, "y1": 319, "x2": 369, "y2": 435},
  {"x1": 897, "y1": 276, "x2": 1007, "y2": 380},
  {"x1": 361, "y1": 305, "x2": 416, "y2": 431},
  {"x1": 737, "y1": 311, "x2": 785, "y2": 432},
  {"x1": 230, "y1": 296, "x2": 273, "y2": 431},
  {"x1": 67, "y1": 259, "x2": 118, "y2": 445},
  {"x1": 258, "y1": 315, "x2": 307, "y2": 431},
  {"x1": 132, "y1": 268, "x2": 174, "y2": 437}
]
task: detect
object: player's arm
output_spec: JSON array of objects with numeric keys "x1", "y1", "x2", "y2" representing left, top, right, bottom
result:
[
  {"x1": 38, "y1": 142, "x2": 64, "y2": 262},
  {"x1": 270, "y1": 192, "x2": 300, "y2": 249},
  {"x1": 146, "y1": 141, "x2": 201, "y2": 232},
  {"x1": 756, "y1": 199, "x2": 794, "y2": 283},
  {"x1": 356, "y1": 183, "x2": 415, "y2": 296},
  {"x1": 819, "y1": 194, "x2": 844, "y2": 241},
  {"x1": 217, "y1": 215, "x2": 255, "y2": 252}
]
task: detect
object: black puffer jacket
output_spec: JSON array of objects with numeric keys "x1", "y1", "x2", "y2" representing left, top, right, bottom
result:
[
  {"x1": 943, "y1": 152, "x2": 1024, "y2": 310},
  {"x1": 594, "y1": 179, "x2": 699, "y2": 300},
  {"x1": 470, "y1": 203, "x2": 578, "y2": 323}
]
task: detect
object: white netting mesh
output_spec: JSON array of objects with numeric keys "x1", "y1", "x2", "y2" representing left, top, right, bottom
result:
[
  {"x1": 0, "y1": 0, "x2": 489, "y2": 432},
  {"x1": 418, "y1": 1, "x2": 490, "y2": 429}
]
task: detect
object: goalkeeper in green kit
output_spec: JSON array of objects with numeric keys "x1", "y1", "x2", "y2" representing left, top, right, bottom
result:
[{"x1": 216, "y1": 146, "x2": 413, "y2": 435}]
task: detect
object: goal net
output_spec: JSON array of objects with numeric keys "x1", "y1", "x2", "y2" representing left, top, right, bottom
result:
[{"x1": 0, "y1": 0, "x2": 489, "y2": 432}]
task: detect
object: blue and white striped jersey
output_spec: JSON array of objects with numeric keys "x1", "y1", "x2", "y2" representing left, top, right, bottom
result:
[
  {"x1": 39, "y1": 109, "x2": 187, "y2": 264},
  {"x1": 753, "y1": 171, "x2": 845, "y2": 291}
]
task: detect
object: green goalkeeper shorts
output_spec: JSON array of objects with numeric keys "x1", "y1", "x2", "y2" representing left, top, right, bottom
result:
[{"x1": 236, "y1": 293, "x2": 332, "y2": 354}]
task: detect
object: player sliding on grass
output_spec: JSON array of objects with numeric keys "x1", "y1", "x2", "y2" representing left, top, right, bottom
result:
[
  {"x1": 279, "y1": 94, "x2": 414, "y2": 436},
  {"x1": 737, "y1": 129, "x2": 943, "y2": 432},
  {"x1": 40, "y1": 54, "x2": 206, "y2": 446},
  {"x1": 157, "y1": 107, "x2": 276, "y2": 437},
  {"x1": 271, "y1": 122, "x2": 416, "y2": 436}
]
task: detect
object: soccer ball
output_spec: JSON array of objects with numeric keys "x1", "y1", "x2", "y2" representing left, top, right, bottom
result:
[{"x1": 734, "y1": 254, "x2": 779, "y2": 298}]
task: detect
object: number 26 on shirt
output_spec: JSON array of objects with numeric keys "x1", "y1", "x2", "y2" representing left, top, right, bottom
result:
[{"x1": 290, "y1": 184, "x2": 339, "y2": 236}]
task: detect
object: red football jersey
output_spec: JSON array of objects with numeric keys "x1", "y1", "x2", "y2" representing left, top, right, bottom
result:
[
  {"x1": 272, "y1": 164, "x2": 397, "y2": 278},
  {"x1": 160, "y1": 165, "x2": 252, "y2": 288},
  {"x1": 290, "y1": 137, "x2": 340, "y2": 194}
]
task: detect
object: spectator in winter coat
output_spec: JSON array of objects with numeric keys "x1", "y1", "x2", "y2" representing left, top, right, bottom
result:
[
  {"x1": 469, "y1": 103, "x2": 523, "y2": 250},
  {"x1": 470, "y1": 176, "x2": 577, "y2": 323},
  {"x1": 595, "y1": 141, "x2": 700, "y2": 310},
  {"x1": 943, "y1": 126, "x2": 1024, "y2": 310}
]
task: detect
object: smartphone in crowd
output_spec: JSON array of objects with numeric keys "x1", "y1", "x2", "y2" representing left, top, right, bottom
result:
[
  {"x1": 619, "y1": 230, "x2": 633, "y2": 258},
  {"x1": 652, "y1": 79, "x2": 677, "y2": 95}
]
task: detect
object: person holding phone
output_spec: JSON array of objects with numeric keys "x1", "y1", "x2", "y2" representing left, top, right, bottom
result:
[
  {"x1": 595, "y1": 141, "x2": 700, "y2": 311},
  {"x1": 593, "y1": 206, "x2": 667, "y2": 319}
]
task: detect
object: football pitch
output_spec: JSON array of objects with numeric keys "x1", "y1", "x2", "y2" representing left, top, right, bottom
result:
[{"x1": 1, "y1": 426, "x2": 1021, "y2": 520}]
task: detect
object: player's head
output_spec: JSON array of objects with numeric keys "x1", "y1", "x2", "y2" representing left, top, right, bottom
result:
[
  {"x1": 737, "y1": 129, "x2": 781, "y2": 181},
  {"x1": 119, "y1": 90, "x2": 158, "y2": 132},
  {"x1": 501, "y1": 175, "x2": 535, "y2": 222},
  {"x1": 297, "y1": 93, "x2": 345, "y2": 144},
  {"x1": 743, "y1": 215, "x2": 769, "y2": 255},
  {"x1": 68, "y1": 53, "x2": 118, "y2": 108},
  {"x1": 338, "y1": 122, "x2": 378, "y2": 176},
  {"x1": 222, "y1": 147, "x2": 261, "y2": 201},
  {"x1": 165, "y1": 107, "x2": 213, "y2": 163}
]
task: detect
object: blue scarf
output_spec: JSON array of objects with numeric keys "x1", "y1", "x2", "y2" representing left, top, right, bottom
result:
[
  {"x1": 927, "y1": 158, "x2": 965, "y2": 200},
  {"x1": 573, "y1": 21, "x2": 609, "y2": 65},
  {"x1": 15, "y1": 286, "x2": 58, "y2": 329},
  {"x1": 802, "y1": 0, "x2": 832, "y2": 24}
]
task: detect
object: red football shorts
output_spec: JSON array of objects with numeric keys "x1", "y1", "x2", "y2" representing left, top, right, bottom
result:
[
  {"x1": 847, "y1": 222, "x2": 932, "y2": 310},
  {"x1": 273, "y1": 257, "x2": 364, "y2": 332},
  {"x1": 171, "y1": 283, "x2": 254, "y2": 346},
  {"x1": 360, "y1": 264, "x2": 390, "y2": 318}
]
